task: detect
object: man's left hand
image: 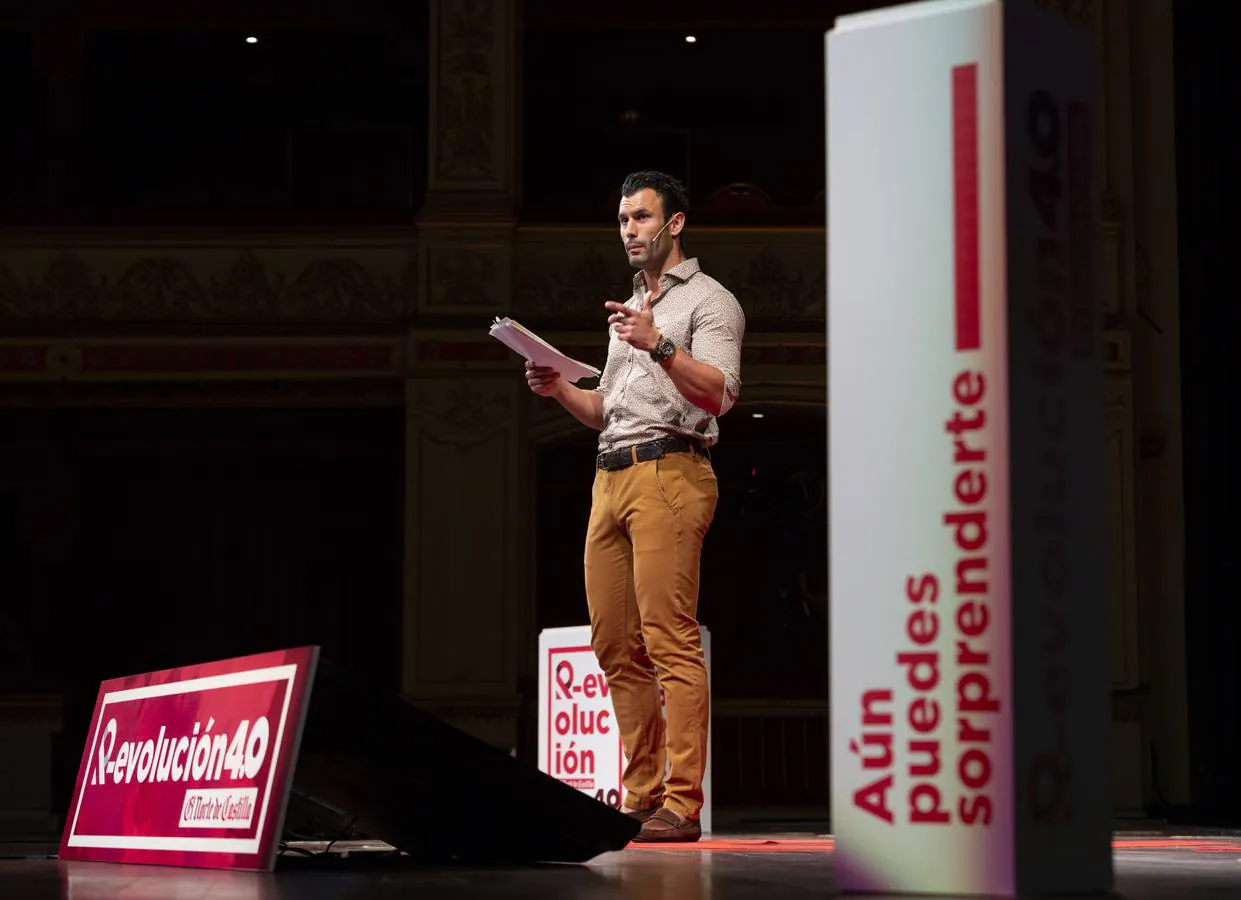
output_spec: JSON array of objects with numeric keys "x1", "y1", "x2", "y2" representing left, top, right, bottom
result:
[{"x1": 605, "y1": 295, "x2": 660, "y2": 353}]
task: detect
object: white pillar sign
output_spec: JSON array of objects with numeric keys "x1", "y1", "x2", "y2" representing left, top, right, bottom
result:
[
  {"x1": 827, "y1": 0, "x2": 1111, "y2": 894},
  {"x1": 537, "y1": 625, "x2": 712, "y2": 835}
]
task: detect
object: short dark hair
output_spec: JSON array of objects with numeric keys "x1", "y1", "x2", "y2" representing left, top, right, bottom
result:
[{"x1": 619, "y1": 170, "x2": 690, "y2": 224}]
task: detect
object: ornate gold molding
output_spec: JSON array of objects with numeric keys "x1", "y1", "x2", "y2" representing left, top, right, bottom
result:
[
  {"x1": 435, "y1": 0, "x2": 496, "y2": 181},
  {"x1": 406, "y1": 378, "x2": 514, "y2": 450},
  {"x1": 726, "y1": 247, "x2": 826, "y2": 320},
  {"x1": 0, "y1": 228, "x2": 826, "y2": 326},
  {"x1": 427, "y1": 0, "x2": 514, "y2": 193},
  {"x1": 0, "y1": 225, "x2": 1132, "y2": 329},
  {"x1": 512, "y1": 228, "x2": 827, "y2": 324},
  {"x1": 0, "y1": 250, "x2": 415, "y2": 324},
  {"x1": 427, "y1": 247, "x2": 500, "y2": 308},
  {"x1": 513, "y1": 246, "x2": 626, "y2": 320},
  {"x1": 419, "y1": 230, "x2": 512, "y2": 314}
]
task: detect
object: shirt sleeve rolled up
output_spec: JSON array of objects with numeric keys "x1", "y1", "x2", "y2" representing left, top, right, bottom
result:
[{"x1": 690, "y1": 290, "x2": 746, "y2": 415}]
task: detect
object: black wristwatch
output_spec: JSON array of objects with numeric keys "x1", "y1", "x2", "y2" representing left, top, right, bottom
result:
[{"x1": 649, "y1": 333, "x2": 677, "y2": 363}]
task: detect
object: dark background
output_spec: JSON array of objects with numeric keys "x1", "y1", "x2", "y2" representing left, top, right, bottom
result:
[{"x1": 1172, "y1": 3, "x2": 1240, "y2": 821}]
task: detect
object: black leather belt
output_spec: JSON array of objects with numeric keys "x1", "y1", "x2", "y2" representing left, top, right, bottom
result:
[{"x1": 596, "y1": 436, "x2": 704, "y2": 471}]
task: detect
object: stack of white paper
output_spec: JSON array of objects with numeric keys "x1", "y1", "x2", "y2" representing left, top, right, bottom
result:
[{"x1": 488, "y1": 317, "x2": 602, "y2": 383}]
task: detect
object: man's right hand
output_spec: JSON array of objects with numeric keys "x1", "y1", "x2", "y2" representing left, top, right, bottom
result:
[
  {"x1": 527, "y1": 359, "x2": 604, "y2": 430},
  {"x1": 525, "y1": 360, "x2": 563, "y2": 398}
]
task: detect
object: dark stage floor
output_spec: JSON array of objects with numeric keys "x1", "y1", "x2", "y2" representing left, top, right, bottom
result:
[{"x1": 4, "y1": 833, "x2": 1241, "y2": 899}]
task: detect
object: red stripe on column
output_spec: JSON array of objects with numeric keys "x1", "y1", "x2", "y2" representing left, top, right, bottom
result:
[{"x1": 952, "y1": 63, "x2": 981, "y2": 352}]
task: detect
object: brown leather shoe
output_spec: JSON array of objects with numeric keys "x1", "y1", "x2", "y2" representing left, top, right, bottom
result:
[
  {"x1": 620, "y1": 806, "x2": 659, "y2": 824},
  {"x1": 631, "y1": 807, "x2": 702, "y2": 843}
]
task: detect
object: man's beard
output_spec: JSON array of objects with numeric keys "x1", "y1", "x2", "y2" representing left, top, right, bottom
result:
[{"x1": 627, "y1": 245, "x2": 653, "y2": 268}]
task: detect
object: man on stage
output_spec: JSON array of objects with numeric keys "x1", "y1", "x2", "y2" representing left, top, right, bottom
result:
[{"x1": 525, "y1": 171, "x2": 746, "y2": 842}]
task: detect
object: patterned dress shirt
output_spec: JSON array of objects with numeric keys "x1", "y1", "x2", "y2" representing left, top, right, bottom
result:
[{"x1": 594, "y1": 257, "x2": 746, "y2": 453}]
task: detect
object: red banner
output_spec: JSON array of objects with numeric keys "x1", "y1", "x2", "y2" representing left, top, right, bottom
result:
[{"x1": 59, "y1": 646, "x2": 319, "y2": 871}]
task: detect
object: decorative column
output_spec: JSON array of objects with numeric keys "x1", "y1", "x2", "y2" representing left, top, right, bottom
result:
[
  {"x1": 416, "y1": 0, "x2": 518, "y2": 313},
  {"x1": 403, "y1": 376, "x2": 525, "y2": 748},
  {"x1": 422, "y1": 0, "x2": 519, "y2": 216},
  {"x1": 403, "y1": 0, "x2": 526, "y2": 749}
]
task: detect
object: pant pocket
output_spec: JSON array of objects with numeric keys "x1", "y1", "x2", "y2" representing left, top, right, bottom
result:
[{"x1": 653, "y1": 456, "x2": 682, "y2": 513}]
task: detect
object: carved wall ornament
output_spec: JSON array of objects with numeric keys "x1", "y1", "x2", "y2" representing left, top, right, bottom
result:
[
  {"x1": 111, "y1": 258, "x2": 211, "y2": 318},
  {"x1": 3, "y1": 254, "x2": 97, "y2": 320},
  {"x1": 511, "y1": 233, "x2": 828, "y2": 324},
  {"x1": 287, "y1": 259, "x2": 390, "y2": 318},
  {"x1": 726, "y1": 248, "x2": 826, "y2": 320},
  {"x1": 407, "y1": 380, "x2": 513, "y2": 450},
  {"x1": 210, "y1": 252, "x2": 280, "y2": 317},
  {"x1": 434, "y1": 0, "x2": 499, "y2": 183},
  {"x1": 0, "y1": 251, "x2": 415, "y2": 323},
  {"x1": 513, "y1": 247, "x2": 631, "y2": 320},
  {"x1": 427, "y1": 247, "x2": 499, "y2": 309}
]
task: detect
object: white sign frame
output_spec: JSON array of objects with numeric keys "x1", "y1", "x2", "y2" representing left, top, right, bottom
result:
[{"x1": 537, "y1": 625, "x2": 713, "y2": 835}]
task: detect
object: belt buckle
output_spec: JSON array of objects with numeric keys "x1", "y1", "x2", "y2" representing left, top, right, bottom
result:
[{"x1": 597, "y1": 447, "x2": 630, "y2": 471}]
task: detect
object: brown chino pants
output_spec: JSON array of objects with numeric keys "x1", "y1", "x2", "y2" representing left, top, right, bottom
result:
[{"x1": 583, "y1": 448, "x2": 717, "y2": 820}]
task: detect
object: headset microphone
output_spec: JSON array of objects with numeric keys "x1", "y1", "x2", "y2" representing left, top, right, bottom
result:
[{"x1": 651, "y1": 215, "x2": 679, "y2": 245}]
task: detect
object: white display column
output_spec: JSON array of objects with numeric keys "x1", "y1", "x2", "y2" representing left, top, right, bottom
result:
[{"x1": 827, "y1": 1, "x2": 1111, "y2": 894}]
